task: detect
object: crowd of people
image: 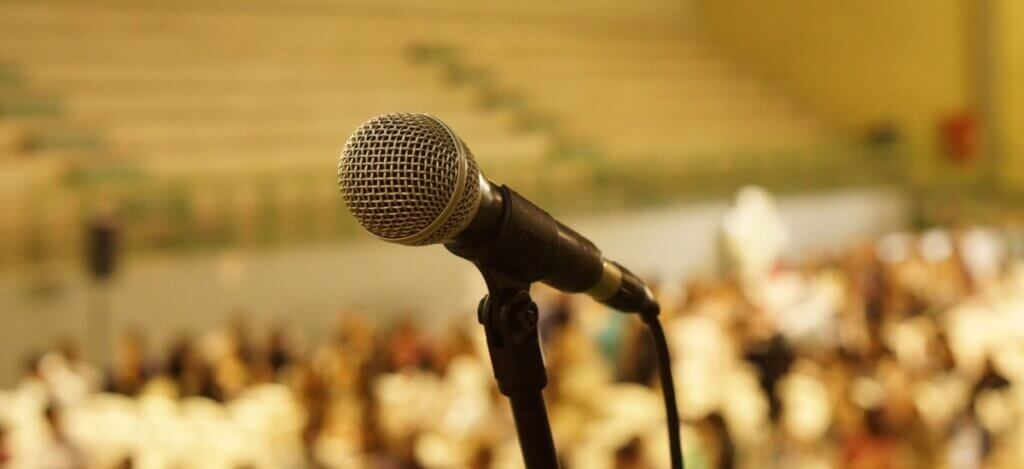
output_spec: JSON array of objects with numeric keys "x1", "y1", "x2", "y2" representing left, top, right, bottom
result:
[{"x1": 3, "y1": 189, "x2": 1024, "y2": 468}]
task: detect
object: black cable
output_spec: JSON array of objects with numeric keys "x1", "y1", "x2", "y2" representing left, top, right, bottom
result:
[{"x1": 641, "y1": 306, "x2": 684, "y2": 469}]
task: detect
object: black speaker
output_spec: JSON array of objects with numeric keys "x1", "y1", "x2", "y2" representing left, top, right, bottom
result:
[{"x1": 86, "y1": 219, "x2": 118, "y2": 281}]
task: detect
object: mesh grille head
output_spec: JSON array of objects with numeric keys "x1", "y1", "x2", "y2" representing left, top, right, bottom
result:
[{"x1": 338, "y1": 113, "x2": 482, "y2": 245}]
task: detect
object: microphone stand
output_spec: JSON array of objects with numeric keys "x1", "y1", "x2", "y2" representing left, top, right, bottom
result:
[{"x1": 475, "y1": 267, "x2": 559, "y2": 469}]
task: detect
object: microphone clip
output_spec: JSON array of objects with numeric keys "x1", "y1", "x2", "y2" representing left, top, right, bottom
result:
[{"x1": 475, "y1": 266, "x2": 560, "y2": 468}]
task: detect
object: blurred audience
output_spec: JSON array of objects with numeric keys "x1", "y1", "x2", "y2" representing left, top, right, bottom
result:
[{"x1": 2, "y1": 217, "x2": 1023, "y2": 467}]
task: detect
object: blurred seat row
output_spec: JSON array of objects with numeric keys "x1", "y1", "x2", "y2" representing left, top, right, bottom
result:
[{"x1": 0, "y1": 0, "x2": 831, "y2": 262}]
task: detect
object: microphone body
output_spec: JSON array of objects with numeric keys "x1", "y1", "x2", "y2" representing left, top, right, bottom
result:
[{"x1": 448, "y1": 179, "x2": 656, "y2": 313}]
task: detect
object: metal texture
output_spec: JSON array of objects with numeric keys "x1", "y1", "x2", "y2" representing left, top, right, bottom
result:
[{"x1": 338, "y1": 113, "x2": 482, "y2": 245}]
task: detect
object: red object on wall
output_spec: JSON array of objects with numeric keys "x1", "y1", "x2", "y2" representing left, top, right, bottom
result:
[{"x1": 938, "y1": 111, "x2": 978, "y2": 164}]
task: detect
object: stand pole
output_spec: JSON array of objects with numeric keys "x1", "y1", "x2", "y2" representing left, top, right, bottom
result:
[
  {"x1": 476, "y1": 268, "x2": 559, "y2": 469},
  {"x1": 87, "y1": 279, "x2": 112, "y2": 366}
]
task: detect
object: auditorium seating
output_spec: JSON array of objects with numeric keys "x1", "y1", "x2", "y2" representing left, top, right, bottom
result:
[
  {"x1": 0, "y1": 0, "x2": 828, "y2": 164},
  {"x1": 0, "y1": 0, "x2": 836, "y2": 262}
]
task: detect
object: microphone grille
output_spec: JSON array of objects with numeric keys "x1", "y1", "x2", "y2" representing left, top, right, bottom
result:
[{"x1": 338, "y1": 113, "x2": 481, "y2": 245}]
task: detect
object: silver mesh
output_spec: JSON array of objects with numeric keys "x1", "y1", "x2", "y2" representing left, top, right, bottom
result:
[{"x1": 338, "y1": 113, "x2": 482, "y2": 245}]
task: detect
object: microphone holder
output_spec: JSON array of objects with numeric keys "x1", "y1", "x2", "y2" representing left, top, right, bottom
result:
[{"x1": 474, "y1": 266, "x2": 559, "y2": 469}]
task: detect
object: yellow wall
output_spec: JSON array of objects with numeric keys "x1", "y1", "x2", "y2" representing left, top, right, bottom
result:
[
  {"x1": 995, "y1": 0, "x2": 1024, "y2": 186},
  {"x1": 694, "y1": 0, "x2": 976, "y2": 183}
]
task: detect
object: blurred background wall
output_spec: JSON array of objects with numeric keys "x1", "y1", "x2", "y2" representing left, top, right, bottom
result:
[
  {"x1": 996, "y1": 0, "x2": 1024, "y2": 186},
  {"x1": 696, "y1": 0, "x2": 1024, "y2": 190},
  {"x1": 696, "y1": 0, "x2": 975, "y2": 184}
]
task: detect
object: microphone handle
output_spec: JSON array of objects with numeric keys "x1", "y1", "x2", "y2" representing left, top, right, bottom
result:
[{"x1": 448, "y1": 184, "x2": 655, "y2": 313}]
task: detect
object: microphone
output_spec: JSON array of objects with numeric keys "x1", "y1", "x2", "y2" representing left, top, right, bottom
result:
[
  {"x1": 337, "y1": 113, "x2": 684, "y2": 469},
  {"x1": 337, "y1": 113, "x2": 657, "y2": 314}
]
